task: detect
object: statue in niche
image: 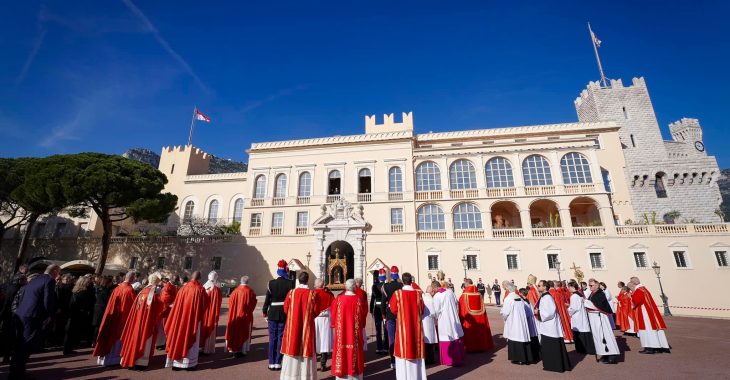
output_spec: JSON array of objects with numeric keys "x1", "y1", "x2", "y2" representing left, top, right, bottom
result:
[
  {"x1": 331, "y1": 266, "x2": 344, "y2": 284},
  {"x1": 326, "y1": 246, "x2": 348, "y2": 290},
  {"x1": 494, "y1": 214, "x2": 505, "y2": 228}
]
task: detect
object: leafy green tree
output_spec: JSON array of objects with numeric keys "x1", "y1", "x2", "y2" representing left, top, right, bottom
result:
[
  {"x1": 0, "y1": 158, "x2": 31, "y2": 257},
  {"x1": 51, "y1": 153, "x2": 177, "y2": 274}
]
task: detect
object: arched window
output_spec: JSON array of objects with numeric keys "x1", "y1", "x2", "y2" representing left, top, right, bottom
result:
[
  {"x1": 274, "y1": 174, "x2": 287, "y2": 198},
  {"x1": 207, "y1": 200, "x2": 219, "y2": 223},
  {"x1": 298, "y1": 172, "x2": 312, "y2": 197},
  {"x1": 449, "y1": 159, "x2": 477, "y2": 189},
  {"x1": 655, "y1": 173, "x2": 668, "y2": 198},
  {"x1": 389, "y1": 167, "x2": 403, "y2": 193},
  {"x1": 453, "y1": 203, "x2": 483, "y2": 230},
  {"x1": 485, "y1": 157, "x2": 514, "y2": 188},
  {"x1": 560, "y1": 152, "x2": 593, "y2": 184},
  {"x1": 253, "y1": 175, "x2": 267, "y2": 199},
  {"x1": 416, "y1": 162, "x2": 441, "y2": 191},
  {"x1": 328, "y1": 170, "x2": 341, "y2": 195},
  {"x1": 522, "y1": 155, "x2": 553, "y2": 186},
  {"x1": 601, "y1": 168, "x2": 612, "y2": 193},
  {"x1": 183, "y1": 201, "x2": 194, "y2": 221},
  {"x1": 232, "y1": 198, "x2": 244, "y2": 222},
  {"x1": 417, "y1": 204, "x2": 445, "y2": 231},
  {"x1": 358, "y1": 168, "x2": 372, "y2": 194}
]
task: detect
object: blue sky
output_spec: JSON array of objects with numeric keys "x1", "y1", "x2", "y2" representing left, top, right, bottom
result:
[{"x1": 2, "y1": 1, "x2": 729, "y2": 166}]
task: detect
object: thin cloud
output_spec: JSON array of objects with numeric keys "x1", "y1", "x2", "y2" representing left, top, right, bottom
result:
[
  {"x1": 240, "y1": 84, "x2": 310, "y2": 114},
  {"x1": 16, "y1": 7, "x2": 49, "y2": 85},
  {"x1": 121, "y1": 0, "x2": 208, "y2": 93}
]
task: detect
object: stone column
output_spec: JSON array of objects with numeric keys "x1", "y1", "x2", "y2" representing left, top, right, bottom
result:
[
  {"x1": 599, "y1": 206, "x2": 617, "y2": 234},
  {"x1": 351, "y1": 233, "x2": 364, "y2": 281},
  {"x1": 483, "y1": 210, "x2": 493, "y2": 239},
  {"x1": 559, "y1": 208, "x2": 574, "y2": 237},
  {"x1": 314, "y1": 231, "x2": 326, "y2": 278},
  {"x1": 520, "y1": 209, "x2": 533, "y2": 237}
]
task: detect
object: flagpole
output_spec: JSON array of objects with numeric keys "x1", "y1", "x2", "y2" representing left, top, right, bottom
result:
[
  {"x1": 187, "y1": 106, "x2": 196, "y2": 146},
  {"x1": 588, "y1": 22, "x2": 608, "y2": 88}
]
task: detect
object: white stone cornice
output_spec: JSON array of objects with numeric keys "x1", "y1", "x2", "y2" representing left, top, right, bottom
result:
[
  {"x1": 416, "y1": 121, "x2": 618, "y2": 142},
  {"x1": 249, "y1": 130, "x2": 414, "y2": 151}
]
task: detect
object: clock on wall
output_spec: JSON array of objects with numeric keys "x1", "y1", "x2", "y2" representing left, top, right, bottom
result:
[{"x1": 694, "y1": 141, "x2": 705, "y2": 152}]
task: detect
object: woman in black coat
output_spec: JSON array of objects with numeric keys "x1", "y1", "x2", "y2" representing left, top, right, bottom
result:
[
  {"x1": 91, "y1": 276, "x2": 114, "y2": 347},
  {"x1": 63, "y1": 276, "x2": 96, "y2": 354}
]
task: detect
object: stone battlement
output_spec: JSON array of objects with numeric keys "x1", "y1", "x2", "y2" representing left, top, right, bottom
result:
[
  {"x1": 575, "y1": 77, "x2": 647, "y2": 106},
  {"x1": 161, "y1": 144, "x2": 212, "y2": 160},
  {"x1": 365, "y1": 112, "x2": 413, "y2": 134}
]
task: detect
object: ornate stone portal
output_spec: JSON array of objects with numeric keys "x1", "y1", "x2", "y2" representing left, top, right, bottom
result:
[{"x1": 311, "y1": 198, "x2": 368, "y2": 286}]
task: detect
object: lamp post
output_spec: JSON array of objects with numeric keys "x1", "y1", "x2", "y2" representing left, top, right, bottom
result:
[
  {"x1": 555, "y1": 259, "x2": 562, "y2": 283},
  {"x1": 461, "y1": 255, "x2": 468, "y2": 281},
  {"x1": 651, "y1": 261, "x2": 672, "y2": 317},
  {"x1": 306, "y1": 251, "x2": 312, "y2": 268}
]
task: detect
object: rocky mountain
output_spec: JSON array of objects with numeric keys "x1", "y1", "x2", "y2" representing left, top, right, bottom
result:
[
  {"x1": 122, "y1": 148, "x2": 247, "y2": 174},
  {"x1": 717, "y1": 169, "x2": 730, "y2": 220}
]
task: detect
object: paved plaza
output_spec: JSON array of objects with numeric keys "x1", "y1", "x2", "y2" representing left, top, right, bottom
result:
[{"x1": 1, "y1": 298, "x2": 728, "y2": 380}]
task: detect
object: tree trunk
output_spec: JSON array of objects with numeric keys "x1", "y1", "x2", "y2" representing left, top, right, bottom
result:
[
  {"x1": 95, "y1": 210, "x2": 112, "y2": 276},
  {"x1": 15, "y1": 212, "x2": 39, "y2": 272}
]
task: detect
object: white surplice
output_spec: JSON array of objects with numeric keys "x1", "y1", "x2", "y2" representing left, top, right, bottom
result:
[
  {"x1": 637, "y1": 305, "x2": 671, "y2": 349},
  {"x1": 166, "y1": 321, "x2": 201, "y2": 368},
  {"x1": 568, "y1": 293, "x2": 590, "y2": 333},
  {"x1": 432, "y1": 289, "x2": 464, "y2": 342},
  {"x1": 584, "y1": 299, "x2": 620, "y2": 356},
  {"x1": 280, "y1": 354, "x2": 317, "y2": 380},
  {"x1": 537, "y1": 294, "x2": 564, "y2": 339},
  {"x1": 395, "y1": 357, "x2": 427, "y2": 380},
  {"x1": 96, "y1": 340, "x2": 122, "y2": 366},
  {"x1": 421, "y1": 293, "x2": 438, "y2": 344},
  {"x1": 314, "y1": 309, "x2": 332, "y2": 354},
  {"x1": 500, "y1": 294, "x2": 532, "y2": 343}
]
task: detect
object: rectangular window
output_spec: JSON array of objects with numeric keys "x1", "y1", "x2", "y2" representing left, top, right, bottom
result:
[
  {"x1": 673, "y1": 250, "x2": 688, "y2": 268},
  {"x1": 466, "y1": 254, "x2": 478, "y2": 270},
  {"x1": 589, "y1": 252, "x2": 604, "y2": 269},
  {"x1": 427, "y1": 255, "x2": 439, "y2": 270},
  {"x1": 184, "y1": 256, "x2": 193, "y2": 270},
  {"x1": 633, "y1": 252, "x2": 648, "y2": 268},
  {"x1": 156, "y1": 256, "x2": 166, "y2": 270},
  {"x1": 716, "y1": 251, "x2": 729, "y2": 267},
  {"x1": 391, "y1": 208, "x2": 404, "y2": 226},
  {"x1": 129, "y1": 256, "x2": 139, "y2": 270},
  {"x1": 212, "y1": 256, "x2": 222, "y2": 271},
  {"x1": 297, "y1": 212, "x2": 309, "y2": 227},
  {"x1": 547, "y1": 253, "x2": 559, "y2": 270},
  {"x1": 250, "y1": 213, "x2": 262, "y2": 227},
  {"x1": 272, "y1": 212, "x2": 284, "y2": 228},
  {"x1": 54, "y1": 223, "x2": 67, "y2": 238},
  {"x1": 506, "y1": 254, "x2": 519, "y2": 270}
]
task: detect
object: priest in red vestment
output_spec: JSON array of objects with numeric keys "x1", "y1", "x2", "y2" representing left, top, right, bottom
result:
[
  {"x1": 226, "y1": 275, "x2": 257, "y2": 358},
  {"x1": 201, "y1": 271, "x2": 222, "y2": 354},
  {"x1": 93, "y1": 271, "x2": 137, "y2": 366},
  {"x1": 549, "y1": 281, "x2": 573, "y2": 343},
  {"x1": 354, "y1": 278, "x2": 369, "y2": 353},
  {"x1": 615, "y1": 281, "x2": 636, "y2": 334},
  {"x1": 120, "y1": 274, "x2": 164, "y2": 370},
  {"x1": 156, "y1": 276, "x2": 177, "y2": 349},
  {"x1": 165, "y1": 271, "x2": 209, "y2": 370},
  {"x1": 331, "y1": 279, "x2": 368, "y2": 379},
  {"x1": 458, "y1": 279, "x2": 494, "y2": 352},
  {"x1": 629, "y1": 277, "x2": 670, "y2": 354},
  {"x1": 313, "y1": 279, "x2": 335, "y2": 371},
  {"x1": 389, "y1": 272, "x2": 426, "y2": 380},
  {"x1": 526, "y1": 274, "x2": 539, "y2": 307}
]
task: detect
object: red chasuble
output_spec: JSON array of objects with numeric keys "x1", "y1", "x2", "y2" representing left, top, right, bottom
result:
[
  {"x1": 458, "y1": 285, "x2": 494, "y2": 352},
  {"x1": 631, "y1": 286, "x2": 667, "y2": 330},
  {"x1": 201, "y1": 286, "x2": 222, "y2": 344},
  {"x1": 120, "y1": 287, "x2": 165, "y2": 367},
  {"x1": 314, "y1": 288, "x2": 335, "y2": 310},
  {"x1": 527, "y1": 285, "x2": 539, "y2": 307},
  {"x1": 549, "y1": 288, "x2": 573, "y2": 341},
  {"x1": 281, "y1": 287, "x2": 327, "y2": 358},
  {"x1": 160, "y1": 281, "x2": 177, "y2": 318},
  {"x1": 225, "y1": 285, "x2": 257, "y2": 352},
  {"x1": 389, "y1": 288, "x2": 425, "y2": 360},
  {"x1": 354, "y1": 287, "x2": 369, "y2": 314},
  {"x1": 165, "y1": 280, "x2": 208, "y2": 360},
  {"x1": 92, "y1": 282, "x2": 136, "y2": 357},
  {"x1": 331, "y1": 293, "x2": 367, "y2": 377}
]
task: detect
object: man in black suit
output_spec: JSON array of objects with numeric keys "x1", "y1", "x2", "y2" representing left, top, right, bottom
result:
[
  {"x1": 262, "y1": 260, "x2": 295, "y2": 371},
  {"x1": 369, "y1": 269, "x2": 388, "y2": 355},
  {"x1": 380, "y1": 266, "x2": 403, "y2": 369},
  {"x1": 10, "y1": 264, "x2": 60, "y2": 379}
]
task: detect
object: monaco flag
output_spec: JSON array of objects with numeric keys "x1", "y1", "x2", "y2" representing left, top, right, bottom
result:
[{"x1": 195, "y1": 109, "x2": 211, "y2": 122}]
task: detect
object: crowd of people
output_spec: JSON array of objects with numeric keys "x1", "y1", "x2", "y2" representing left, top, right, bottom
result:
[{"x1": 0, "y1": 259, "x2": 672, "y2": 379}]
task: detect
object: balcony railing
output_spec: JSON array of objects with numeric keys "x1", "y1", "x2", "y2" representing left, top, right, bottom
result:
[
  {"x1": 573, "y1": 226, "x2": 606, "y2": 236},
  {"x1": 486, "y1": 187, "x2": 517, "y2": 197},
  {"x1": 357, "y1": 193, "x2": 372, "y2": 202},
  {"x1": 454, "y1": 229, "x2": 484, "y2": 239},
  {"x1": 564, "y1": 184, "x2": 596, "y2": 194},
  {"x1": 388, "y1": 192, "x2": 403, "y2": 200},
  {"x1": 450, "y1": 189, "x2": 479, "y2": 199},
  {"x1": 296, "y1": 227, "x2": 309, "y2": 235},
  {"x1": 694, "y1": 223, "x2": 729, "y2": 233},
  {"x1": 416, "y1": 230, "x2": 446, "y2": 240},
  {"x1": 391, "y1": 224, "x2": 404, "y2": 233},
  {"x1": 616, "y1": 225, "x2": 649, "y2": 235},
  {"x1": 248, "y1": 227, "x2": 261, "y2": 236},
  {"x1": 655, "y1": 224, "x2": 688, "y2": 234},
  {"x1": 296, "y1": 196, "x2": 310, "y2": 205},
  {"x1": 251, "y1": 198, "x2": 264, "y2": 207},
  {"x1": 525, "y1": 185, "x2": 556, "y2": 196},
  {"x1": 271, "y1": 227, "x2": 283, "y2": 236},
  {"x1": 415, "y1": 191, "x2": 443, "y2": 201},
  {"x1": 326, "y1": 194, "x2": 341, "y2": 203},
  {"x1": 272, "y1": 197, "x2": 286, "y2": 206},
  {"x1": 532, "y1": 227, "x2": 565, "y2": 237},
  {"x1": 492, "y1": 228, "x2": 524, "y2": 238}
]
